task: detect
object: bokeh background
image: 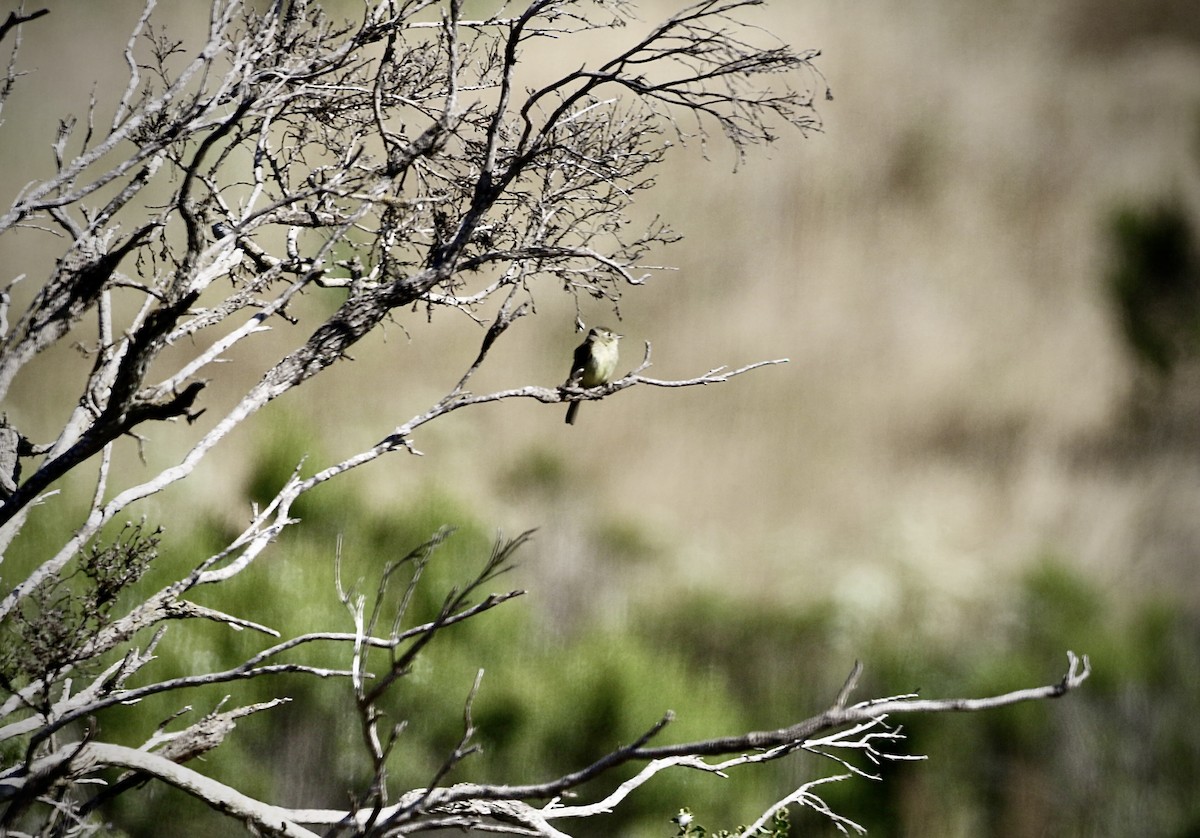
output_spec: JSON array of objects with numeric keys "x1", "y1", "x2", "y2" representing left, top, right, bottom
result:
[{"x1": 4, "y1": 0, "x2": 1200, "y2": 835}]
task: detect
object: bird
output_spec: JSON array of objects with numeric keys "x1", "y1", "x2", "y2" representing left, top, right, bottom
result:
[{"x1": 564, "y1": 326, "x2": 621, "y2": 425}]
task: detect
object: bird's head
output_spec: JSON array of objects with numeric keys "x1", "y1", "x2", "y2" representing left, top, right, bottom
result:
[{"x1": 589, "y1": 326, "x2": 621, "y2": 345}]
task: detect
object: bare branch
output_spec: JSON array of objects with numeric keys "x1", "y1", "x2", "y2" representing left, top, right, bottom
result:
[
  {"x1": 252, "y1": 654, "x2": 1087, "y2": 833},
  {"x1": 2, "y1": 740, "x2": 320, "y2": 838},
  {"x1": 0, "y1": 9, "x2": 49, "y2": 46},
  {"x1": 633, "y1": 652, "x2": 1091, "y2": 761}
]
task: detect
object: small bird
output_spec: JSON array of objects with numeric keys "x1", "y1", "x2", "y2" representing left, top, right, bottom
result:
[{"x1": 564, "y1": 326, "x2": 621, "y2": 425}]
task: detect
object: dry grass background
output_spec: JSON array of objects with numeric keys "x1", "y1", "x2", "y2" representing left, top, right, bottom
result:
[
  {"x1": 5, "y1": 0, "x2": 1200, "y2": 631},
  {"x1": 484, "y1": 0, "x2": 1200, "y2": 627}
]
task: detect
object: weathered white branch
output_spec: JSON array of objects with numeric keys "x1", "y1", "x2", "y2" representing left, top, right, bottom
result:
[
  {"x1": 262, "y1": 654, "x2": 1089, "y2": 833},
  {"x1": 738, "y1": 774, "x2": 866, "y2": 837},
  {"x1": 1, "y1": 740, "x2": 319, "y2": 838}
]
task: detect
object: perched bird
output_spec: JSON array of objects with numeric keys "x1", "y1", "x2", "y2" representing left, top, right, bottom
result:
[{"x1": 564, "y1": 326, "x2": 621, "y2": 425}]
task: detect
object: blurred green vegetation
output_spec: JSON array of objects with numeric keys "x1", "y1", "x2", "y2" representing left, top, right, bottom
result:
[{"x1": 13, "y1": 424, "x2": 1190, "y2": 838}]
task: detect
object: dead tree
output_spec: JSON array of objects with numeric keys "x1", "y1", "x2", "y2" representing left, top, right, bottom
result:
[{"x1": 0, "y1": 1, "x2": 1087, "y2": 835}]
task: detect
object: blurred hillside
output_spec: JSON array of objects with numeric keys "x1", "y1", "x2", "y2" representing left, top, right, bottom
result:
[
  {"x1": 395, "y1": 0, "x2": 1200, "y2": 627},
  {"x1": 5, "y1": 0, "x2": 1200, "y2": 621},
  {"x1": 521, "y1": 0, "x2": 1200, "y2": 622}
]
